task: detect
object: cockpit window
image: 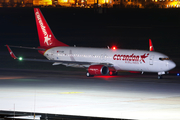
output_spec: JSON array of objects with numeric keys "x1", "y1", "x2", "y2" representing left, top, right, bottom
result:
[{"x1": 159, "y1": 58, "x2": 170, "y2": 61}]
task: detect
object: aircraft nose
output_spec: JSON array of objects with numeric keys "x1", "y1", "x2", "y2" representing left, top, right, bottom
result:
[{"x1": 168, "y1": 60, "x2": 176, "y2": 70}]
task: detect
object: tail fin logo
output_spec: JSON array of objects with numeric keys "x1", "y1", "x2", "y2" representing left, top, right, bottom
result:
[
  {"x1": 44, "y1": 34, "x2": 52, "y2": 45},
  {"x1": 35, "y1": 10, "x2": 52, "y2": 46}
]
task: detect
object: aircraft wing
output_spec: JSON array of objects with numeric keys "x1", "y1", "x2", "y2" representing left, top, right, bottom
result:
[
  {"x1": 7, "y1": 45, "x2": 46, "y2": 51},
  {"x1": 6, "y1": 45, "x2": 113, "y2": 67}
]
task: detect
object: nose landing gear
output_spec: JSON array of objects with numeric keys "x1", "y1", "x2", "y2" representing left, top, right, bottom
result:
[
  {"x1": 158, "y1": 75, "x2": 162, "y2": 79},
  {"x1": 158, "y1": 71, "x2": 165, "y2": 79}
]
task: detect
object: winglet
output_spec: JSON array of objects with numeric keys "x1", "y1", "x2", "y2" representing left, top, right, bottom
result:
[
  {"x1": 149, "y1": 39, "x2": 154, "y2": 51},
  {"x1": 6, "y1": 45, "x2": 17, "y2": 59}
]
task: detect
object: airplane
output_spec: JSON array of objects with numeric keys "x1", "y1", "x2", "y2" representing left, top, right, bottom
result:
[{"x1": 6, "y1": 8, "x2": 176, "y2": 79}]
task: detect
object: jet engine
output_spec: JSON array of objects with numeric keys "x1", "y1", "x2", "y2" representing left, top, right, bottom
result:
[{"x1": 87, "y1": 65, "x2": 109, "y2": 77}]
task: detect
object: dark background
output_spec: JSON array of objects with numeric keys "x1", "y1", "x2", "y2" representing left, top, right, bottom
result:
[{"x1": 0, "y1": 8, "x2": 179, "y2": 71}]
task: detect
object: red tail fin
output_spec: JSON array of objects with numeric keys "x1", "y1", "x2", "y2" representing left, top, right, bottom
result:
[
  {"x1": 149, "y1": 39, "x2": 154, "y2": 51},
  {"x1": 34, "y1": 8, "x2": 68, "y2": 47}
]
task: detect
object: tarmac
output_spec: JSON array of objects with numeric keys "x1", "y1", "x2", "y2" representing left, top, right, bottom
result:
[{"x1": 0, "y1": 68, "x2": 180, "y2": 120}]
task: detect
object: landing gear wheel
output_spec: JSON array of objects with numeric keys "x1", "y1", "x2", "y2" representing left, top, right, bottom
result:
[
  {"x1": 158, "y1": 75, "x2": 162, "y2": 79},
  {"x1": 109, "y1": 71, "x2": 118, "y2": 76},
  {"x1": 86, "y1": 72, "x2": 94, "y2": 77},
  {"x1": 158, "y1": 72, "x2": 165, "y2": 79},
  {"x1": 113, "y1": 72, "x2": 118, "y2": 75}
]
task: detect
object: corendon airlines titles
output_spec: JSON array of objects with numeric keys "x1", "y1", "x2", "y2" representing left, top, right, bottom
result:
[
  {"x1": 35, "y1": 11, "x2": 47, "y2": 37},
  {"x1": 113, "y1": 53, "x2": 149, "y2": 64}
]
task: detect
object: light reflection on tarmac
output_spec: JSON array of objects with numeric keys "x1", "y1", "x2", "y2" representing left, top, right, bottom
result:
[{"x1": 0, "y1": 69, "x2": 180, "y2": 120}]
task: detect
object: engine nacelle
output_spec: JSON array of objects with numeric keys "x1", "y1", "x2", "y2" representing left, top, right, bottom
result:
[{"x1": 88, "y1": 65, "x2": 109, "y2": 76}]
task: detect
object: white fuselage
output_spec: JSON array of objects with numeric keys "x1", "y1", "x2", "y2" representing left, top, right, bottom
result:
[{"x1": 44, "y1": 47, "x2": 176, "y2": 73}]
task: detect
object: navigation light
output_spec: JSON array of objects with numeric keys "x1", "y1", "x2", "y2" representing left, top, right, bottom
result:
[{"x1": 19, "y1": 57, "x2": 23, "y2": 61}]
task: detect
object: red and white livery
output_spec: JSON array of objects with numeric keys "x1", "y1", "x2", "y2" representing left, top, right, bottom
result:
[{"x1": 6, "y1": 8, "x2": 176, "y2": 79}]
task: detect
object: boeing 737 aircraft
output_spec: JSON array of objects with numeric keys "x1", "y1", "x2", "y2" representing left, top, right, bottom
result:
[{"x1": 6, "y1": 8, "x2": 176, "y2": 79}]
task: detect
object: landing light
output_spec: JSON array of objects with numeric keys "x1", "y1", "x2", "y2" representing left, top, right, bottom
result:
[{"x1": 19, "y1": 57, "x2": 23, "y2": 61}]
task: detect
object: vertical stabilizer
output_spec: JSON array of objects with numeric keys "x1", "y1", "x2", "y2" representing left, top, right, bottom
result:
[
  {"x1": 34, "y1": 8, "x2": 68, "y2": 47},
  {"x1": 149, "y1": 39, "x2": 154, "y2": 51}
]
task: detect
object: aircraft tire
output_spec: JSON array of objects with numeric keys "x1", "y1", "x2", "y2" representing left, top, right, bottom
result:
[
  {"x1": 113, "y1": 72, "x2": 118, "y2": 75},
  {"x1": 158, "y1": 75, "x2": 162, "y2": 79},
  {"x1": 86, "y1": 72, "x2": 94, "y2": 77}
]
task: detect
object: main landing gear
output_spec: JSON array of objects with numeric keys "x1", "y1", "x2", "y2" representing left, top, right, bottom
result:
[
  {"x1": 86, "y1": 72, "x2": 94, "y2": 77},
  {"x1": 86, "y1": 71, "x2": 118, "y2": 77},
  {"x1": 109, "y1": 71, "x2": 118, "y2": 76}
]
